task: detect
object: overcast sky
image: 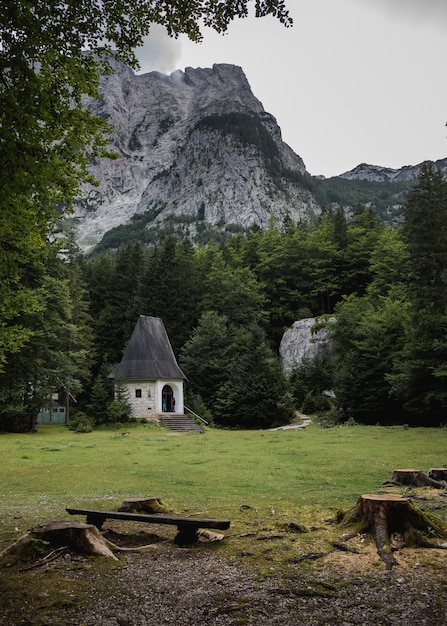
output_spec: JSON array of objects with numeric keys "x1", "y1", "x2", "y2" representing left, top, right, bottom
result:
[{"x1": 136, "y1": 0, "x2": 447, "y2": 178}]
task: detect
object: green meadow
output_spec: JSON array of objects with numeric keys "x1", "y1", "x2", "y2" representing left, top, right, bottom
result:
[{"x1": 1, "y1": 422, "x2": 446, "y2": 537}]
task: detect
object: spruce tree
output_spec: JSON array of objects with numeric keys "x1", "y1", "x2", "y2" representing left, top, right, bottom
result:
[
  {"x1": 213, "y1": 323, "x2": 293, "y2": 429},
  {"x1": 390, "y1": 162, "x2": 447, "y2": 424}
]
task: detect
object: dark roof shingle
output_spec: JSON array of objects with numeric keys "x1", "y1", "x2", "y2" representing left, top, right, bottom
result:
[{"x1": 109, "y1": 316, "x2": 186, "y2": 380}]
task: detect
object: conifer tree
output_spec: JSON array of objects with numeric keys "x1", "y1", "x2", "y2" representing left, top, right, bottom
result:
[
  {"x1": 213, "y1": 323, "x2": 293, "y2": 429},
  {"x1": 390, "y1": 162, "x2": 447, "y2": 424}
]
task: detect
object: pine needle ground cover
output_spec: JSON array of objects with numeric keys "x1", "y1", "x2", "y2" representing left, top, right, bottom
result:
[{"x1": 0, "y1": 423, "x2": 446, "y2": 623}]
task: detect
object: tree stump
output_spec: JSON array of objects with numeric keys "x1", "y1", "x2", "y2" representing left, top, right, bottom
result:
[
  {"x1": 388, "y1": 469, "x2": 446, "y2": 489},
  {"x1": 337, "y1": 494, "x2": 447, "y2": 570},
  {"x1": 0, "y1": 520, "x2": 158, "y2": 565},
  {"x1": 428, "y1": 468, "x2": 447, "y2": 483},
  {"x1": 117, "y1": 497, "x2": 171, "y2": 514}
]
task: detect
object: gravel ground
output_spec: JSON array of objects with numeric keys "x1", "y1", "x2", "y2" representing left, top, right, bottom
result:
[
  {"x1": 49, "y1": 537, "x2": 447, "y2": 626},
  {"x1": 62, "y1": 551, "x2": 446, "y2": 626},
  {"x1": 1, "y1": 517, "x2": 446, "y2": 625}
]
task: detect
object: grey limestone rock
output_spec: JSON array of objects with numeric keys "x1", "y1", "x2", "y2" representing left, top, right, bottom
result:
[
  {"x1": 74, "y1": 62, "x2": 318, "y2": 251},
  {"x1": 279, "y1": 317, "x2": 334, "y2": 375}
]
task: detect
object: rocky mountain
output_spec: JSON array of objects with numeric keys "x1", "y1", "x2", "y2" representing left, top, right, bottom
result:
[
  {"x1": 73, "y1": 61, "x2": 319, "y2": 252},
  {"x1": 339, "y1": 158, "x2": 447, "y2": 183},
  {"x1": 72, "y1": 60, "x2": 446, "y2": 253}
]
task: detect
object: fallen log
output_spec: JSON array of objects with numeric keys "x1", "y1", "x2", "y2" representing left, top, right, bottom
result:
[
  {"x1": 0, "y1": 520, "x2": 158, "y2": 564},
  {"x1": 337, "y1": 494, "x2": 447, "y2": 569}
]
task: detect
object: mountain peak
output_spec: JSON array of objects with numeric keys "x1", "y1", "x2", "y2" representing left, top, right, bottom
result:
[
  {"x1": 339, "y1": 158, "x2": 447, "y2": 183},
  {"x1": 74, "y1": 62, "x2": 312, "y2": 251}
]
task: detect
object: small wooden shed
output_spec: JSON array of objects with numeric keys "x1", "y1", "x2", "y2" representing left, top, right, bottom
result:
[{"x1": 109, "y1": 316, "x2": 186, "y2": 420}]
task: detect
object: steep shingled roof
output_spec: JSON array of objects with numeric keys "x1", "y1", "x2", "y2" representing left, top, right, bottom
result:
[{"x1": 109, "y1": 316, "x2": 186, "y2": 380}]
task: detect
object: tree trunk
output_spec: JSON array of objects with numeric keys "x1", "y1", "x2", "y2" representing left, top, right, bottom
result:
[
  {"x1": 428, "y1": 468, "x2": 447, "y2": 483},
  {"x1": 117, "y1": 497, "x2": 170, "y2": 514},
  {"x1": 388, "y1": 468, "x2": 446, "y2": 489},
  {"x1": 0, "y1": 520, "x2": 158, "y2": 565},
  {"x1": 337, "y1": 494, "x2": 447, "y2": 569}
]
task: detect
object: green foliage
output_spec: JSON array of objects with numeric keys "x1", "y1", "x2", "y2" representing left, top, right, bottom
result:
[
  {"x1": 181, "y1": 314, "x2": 292, "y2": 428},
  {"x1": 212, "y1": 323, "x2": 293, "y2": 428},
  {"x1": 0, "y1": 242, "x2": 93, "y2": 423},
  {"x1": 68, "y1": 411, "x2": 93, "y2": 433},
  {"x1": 200, "y1": 248, "x2": 266, "y2": 326},
  {"x1": 138, "y1": 236, "x2": 203, "y2": 353},
  {"x1": 184, "y1": 392, "x2": 214, "y2": 426},
  {"x1": 180, "y1": 311, "x2": 231, "y2": 409},
  {"x1": 86, "y1": 362, "x2": 115, "y2": 424},
  {"x1": 289, "y1": 355, "x2": 334, "y2": 410},
  {"x1": 312, "y1": 176, "x2": 412, "y2": 218},
  {"x1": 107, "y1": 399, "x2": 132, "y2": 426},
  {"x1": 301, "y1": 391, "x2": 331, "y2": 414},
  {"x1": 313, "y1": 409, "x2": 344, "y2": 428},
  {"x1": 107, "y1": 381, "x2": 132, "y2": 426},
  {"x1": 388, "y1": 163, "x2": 447, "y2": 425},
  {"x1": 331, "y1": 294, "x2": 408, "y2": 424}
]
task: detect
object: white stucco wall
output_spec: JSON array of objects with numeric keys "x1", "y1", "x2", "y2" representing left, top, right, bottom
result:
[
  {"x1": 122, "y1": 379, "x2": 184, "y2": 420},
  {"x1": 155, "y1": 379, "x2": 184, "y2": 414}
]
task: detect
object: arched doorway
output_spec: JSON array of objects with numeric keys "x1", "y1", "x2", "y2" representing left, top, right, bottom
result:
[{"x1": 162, "y1": 385, "x2": 175, "y2": 412}]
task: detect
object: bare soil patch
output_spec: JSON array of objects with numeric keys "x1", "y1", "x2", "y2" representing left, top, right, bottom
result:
[{"x1": 1, "y1": 523, "x2": 446, "y2": 626}]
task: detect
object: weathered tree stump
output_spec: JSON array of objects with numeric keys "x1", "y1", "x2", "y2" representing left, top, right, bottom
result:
[
  {"x1": 387, "y1": 469, "x2": 446, "y2": 489},
  {"x1": 337, "y1": 494, "x2": 447, "y2": 569},
  {"x1": 117, "y1": 497, "x2": 170, "y2": 514},
  {"x1": 0, "y1": 520, "x2": 158, "y2": 565},
  {"x1": 428, "y1": 468, "x2": 447, "y2": 483}
]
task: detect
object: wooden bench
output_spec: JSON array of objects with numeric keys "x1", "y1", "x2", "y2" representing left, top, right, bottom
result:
[{"x1": 66, "y1": 508, "x2": 230, "y2": 545}]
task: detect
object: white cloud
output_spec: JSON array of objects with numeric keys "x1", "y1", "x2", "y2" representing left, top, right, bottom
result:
[{"x1": 136, "y1": 25, "x2": 182, "y2": 75}]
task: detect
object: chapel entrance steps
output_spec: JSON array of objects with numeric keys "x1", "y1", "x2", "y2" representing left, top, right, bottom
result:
[{"x1": 160, "y1": 413, "x2": 204, "y2": 432}]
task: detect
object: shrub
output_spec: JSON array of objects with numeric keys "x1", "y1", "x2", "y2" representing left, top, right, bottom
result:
[
  {"x1": 68, "y1": 412, "x2": 93, "y2": 433},
  {"x1": 301, "y1": 392, "x2": 331, "y2": 415}
]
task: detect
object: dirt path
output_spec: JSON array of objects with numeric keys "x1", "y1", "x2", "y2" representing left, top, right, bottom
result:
[{"x1": 270, "y1": 411, "x2": 312, "y2": 430}]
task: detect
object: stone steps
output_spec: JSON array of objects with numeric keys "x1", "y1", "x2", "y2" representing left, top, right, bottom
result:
[{"x1": 160, "y1": 414, "x2": 204, "y2": 432}]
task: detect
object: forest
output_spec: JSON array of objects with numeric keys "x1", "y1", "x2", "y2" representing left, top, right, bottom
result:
[
  {"x1": 3, "y1": 0, "x2": 445, "y2": 432},
  {"x1": 1, "y1": 162, "x2": 447, "y2": 430}
]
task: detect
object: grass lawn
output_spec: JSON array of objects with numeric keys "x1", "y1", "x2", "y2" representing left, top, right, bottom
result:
[
  {"x1": 0, "y1": 422, "x2": 446, "y2": 623},
  {"x1": 1, "y1": 422, "x2": 446, "y2": 535}
]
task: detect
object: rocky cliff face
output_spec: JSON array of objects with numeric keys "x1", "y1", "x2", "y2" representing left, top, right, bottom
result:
[{"x1": 74, "y1": 61, "x2": 319, "y2": 251}]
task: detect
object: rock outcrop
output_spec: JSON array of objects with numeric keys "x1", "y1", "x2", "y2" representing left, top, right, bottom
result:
[{"x1": 279, "y1": 317, "x2": 334, "y2": 375}]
